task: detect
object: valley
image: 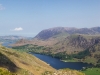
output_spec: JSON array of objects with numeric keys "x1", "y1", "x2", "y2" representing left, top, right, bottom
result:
[
  {"x1": 12, "y1": 27, "x2": 100, "y2": 65},
  {"x1": 1, "y1": 0, "x2": 100, "y2": 74},
  {"x1": 1, "y1": 27, "x2": 100, "y2": 75}
]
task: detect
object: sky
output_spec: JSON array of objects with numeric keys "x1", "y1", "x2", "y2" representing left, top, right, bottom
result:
[{"x1": 0, "y1": 0, "x2": 100, "y2": 37}]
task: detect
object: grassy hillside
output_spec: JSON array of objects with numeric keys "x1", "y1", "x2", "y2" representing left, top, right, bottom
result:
[
  {"x1": 0, "y1": 45, "x2": 86, "y2": 75},
  {"x1": 0, "y1": 45, "x2": 55, "y2": 75}
]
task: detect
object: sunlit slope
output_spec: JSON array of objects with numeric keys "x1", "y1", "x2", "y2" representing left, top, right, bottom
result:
[
  {"x1": 0, "y1": 45, "x2": 55, "y2": 75},
  {"x1": 0, "y1": 68, "x2": 16, "y2": 75}
]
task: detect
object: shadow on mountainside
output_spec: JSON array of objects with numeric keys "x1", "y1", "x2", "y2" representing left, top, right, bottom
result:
[{"x1": 0, "y1": 52, "x2": 19, "y2": 72}]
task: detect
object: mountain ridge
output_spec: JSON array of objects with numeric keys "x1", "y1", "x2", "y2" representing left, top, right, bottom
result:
[
  {"x1": 12, "y1": 27, "x2": 100, "y2": 47},
  {"x1": 34, "y1": 27, "x2": 100, "y2": 40}
]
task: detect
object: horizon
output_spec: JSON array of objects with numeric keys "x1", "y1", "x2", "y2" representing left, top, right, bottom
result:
[
  {"x1": 0, "y1": 0, "x2": 100, "y2": 37},
  {"x1": 0, "y1": 26, "x2": 100, "y2": 37}
]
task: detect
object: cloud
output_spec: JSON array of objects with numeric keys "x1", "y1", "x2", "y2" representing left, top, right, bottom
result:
[
  {"x1": 12, "y1": 27, "x2": 23, "y2": 31},
  {"x1": 0, "y1": 4, "x2": 5, "y2": 10}
]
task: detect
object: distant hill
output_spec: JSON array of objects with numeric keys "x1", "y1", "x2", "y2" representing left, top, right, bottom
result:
[
  {"x1": 0, "y1": 35, "x2": 28, "y2": 40},
  {"x1": 0, "y1": 35, "x2": 31, "y2": 47},
  {"x1": 34, "y1": 27, "x2": 74, "y2": 40},
  {"x1": 35, "y1": 27, "x2": 100, "y2": 40}
]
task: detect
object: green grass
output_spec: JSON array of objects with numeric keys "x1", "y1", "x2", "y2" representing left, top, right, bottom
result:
[
  {"x1": 81, "y1": 68, "x2": 100, "y2": 75},
  {"x1": 0, "y1": 68, "x2": 17, "y2": 75},
  {"x1": 43, "y1": 68, "x2": 85, "y2": 75}
]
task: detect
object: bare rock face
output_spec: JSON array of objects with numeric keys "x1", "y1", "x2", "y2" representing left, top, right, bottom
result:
[
  {"x1": 67, "y1": 35, "x2": 89, "y2": 48},
  {"x1": 66, "y1": 35, "x2": 100, "y2": 49}
]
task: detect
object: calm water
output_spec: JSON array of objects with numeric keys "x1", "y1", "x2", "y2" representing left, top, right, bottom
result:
[{"x1": 32, "y1": 53, "x2": 91, "y2": 70}]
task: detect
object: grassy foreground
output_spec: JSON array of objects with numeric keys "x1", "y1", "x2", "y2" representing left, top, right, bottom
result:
[
  {"x1": 0, "y1": 45, "x2": 55, "y2": 75},
  {"x1": 43, "y1": 68, "x2": 85, "y2": 75},
  {"x1": 0, "y1": 68, "x2": 16, "y2": 75},
  {"x1": 81, "y1": 68, "x2": 100, "y2": 75}
]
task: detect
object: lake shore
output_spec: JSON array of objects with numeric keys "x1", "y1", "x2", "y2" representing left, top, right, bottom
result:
[{"x1": 32, "y1": 53, "x2": 91, "y2": 70}]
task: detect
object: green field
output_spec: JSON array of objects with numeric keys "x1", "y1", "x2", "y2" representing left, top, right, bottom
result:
[{"x1": 81, "y1": 68, "x2": 100, "y2": 75}]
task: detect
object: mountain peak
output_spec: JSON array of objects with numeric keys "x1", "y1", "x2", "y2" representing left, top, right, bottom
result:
[{"x1": 35, "y1": 27, "x2": 100, "y2": 40}]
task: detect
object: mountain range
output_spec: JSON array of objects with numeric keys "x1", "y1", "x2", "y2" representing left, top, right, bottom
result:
[
  {"x1": 1, "y1": 27, "x2": 100, "y2": 75},
  {"x1": 12, "y1": 27, "x2": 100, "y2": 47},
  {"x1": 12, "y1": 27, "x2": 100, "y2": 65},
  {"x1": 35, "y1": 27, "x2": 100, "y2": 40}
]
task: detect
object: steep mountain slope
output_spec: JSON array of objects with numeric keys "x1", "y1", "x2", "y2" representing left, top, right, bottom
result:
[
  {"x1": 34, "y1": 27, "x2": 74, "y2": 40},
  {"x1": 0, "y1": 45, "x2": 55, "y2": 75},
  {"x1": 82, "y1": 38, "x2": 100, "y2": 64},
  {"x1": 51, "y1": 34, "x2": 100, "y2": 53}
]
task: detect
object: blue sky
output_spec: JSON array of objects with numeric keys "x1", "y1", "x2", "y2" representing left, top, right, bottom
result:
[{"x1": 0, "y1": 0, "x2": 100, "y2": 37}]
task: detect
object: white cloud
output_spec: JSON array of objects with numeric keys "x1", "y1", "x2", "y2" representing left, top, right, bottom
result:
[
  {"x1": 12, "y1": 27, "x2": 23, "y2": 31},
  {"x1": 0, "y1": 4, "x2": 5, "y2": 10}
]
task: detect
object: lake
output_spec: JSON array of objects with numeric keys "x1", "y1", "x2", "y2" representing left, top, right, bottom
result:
[{"x1": 32, "y1": 53, "x2": 91, "y2": 70}]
